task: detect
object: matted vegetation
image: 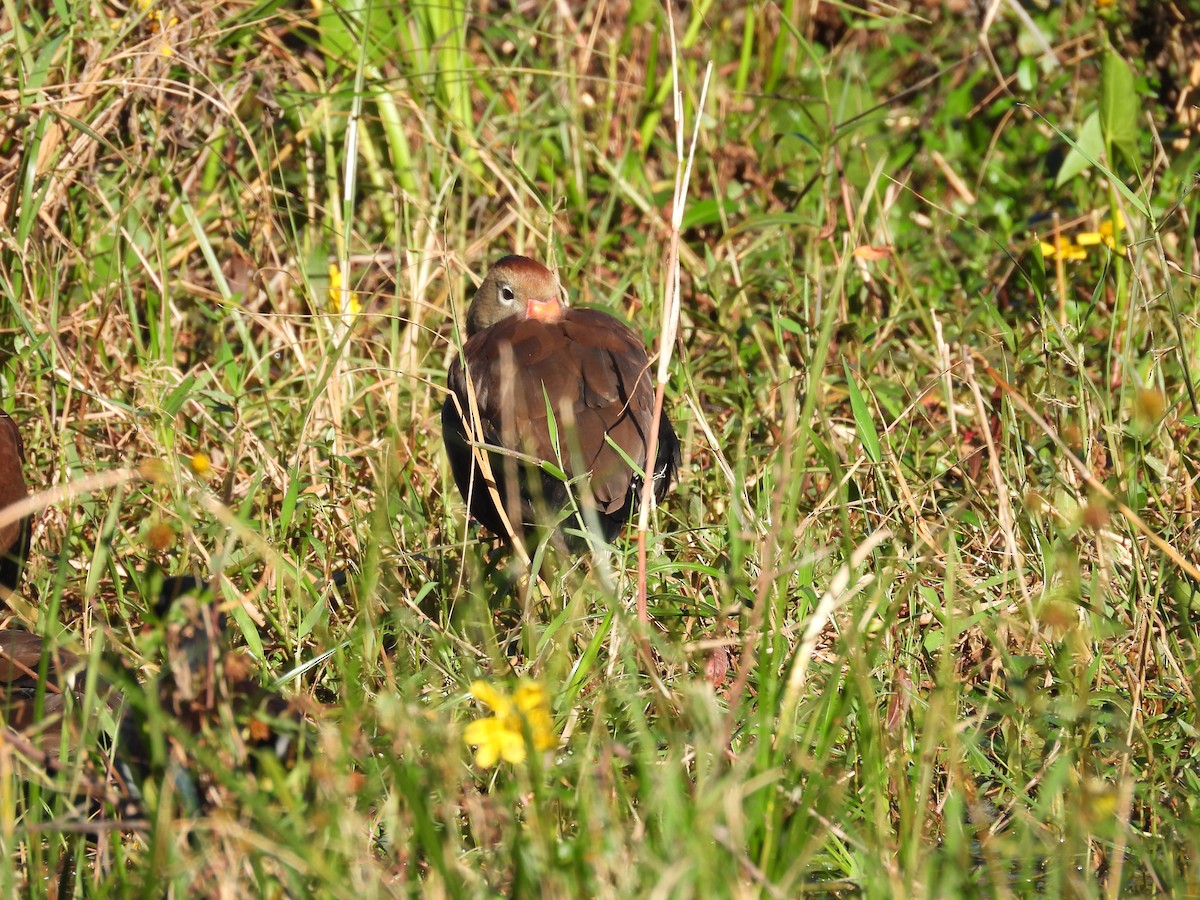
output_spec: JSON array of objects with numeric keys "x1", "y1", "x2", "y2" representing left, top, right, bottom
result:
[{"x1": 2, "y1": 0, "x2": 1200, "y2": 894}]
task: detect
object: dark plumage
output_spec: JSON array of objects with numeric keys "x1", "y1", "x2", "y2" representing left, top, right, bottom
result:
[
  {"x1": 442, "y1": 255, "x2": 680, "y2": 545},
  {"x1": 0, "y1": 574, "x2": 308, "y2": 825},
  {"x1": 0, "y1": 630, "x2": 132, "y2": 814},
  {"x1": 0, "y1": 410, "x2": 29, "y2": 592},
  {"x1": 115, "y1": 574, "x2": 299, "y2": 818},
  {"x1": 0, "y1": 631, "x2": 81, "y2": 739}
]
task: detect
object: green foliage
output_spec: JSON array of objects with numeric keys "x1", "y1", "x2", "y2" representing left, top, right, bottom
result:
[
  {"x1": 1100, "y1": 48, "x2": 1140, "y2": 171},
  {"x1": 2, "y1": 0, "x2": 1200, "y2": 895}
]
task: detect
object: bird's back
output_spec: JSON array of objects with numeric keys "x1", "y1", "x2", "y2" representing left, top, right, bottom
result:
[{"x1": 445, "y1": 307, "x2": 677, "y2": 542}]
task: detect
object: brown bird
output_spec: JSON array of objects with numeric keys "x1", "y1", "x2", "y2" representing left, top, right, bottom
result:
[
  {"x1": 0, "y1": 410, "x2": 29, "y2": 591},
  {"x1": 115, "y1": 572, "x2": 302, "y2": 818},
  {"x1": 0, "y1": 630, "x2": 134, "y2": 815},
  {"x1": 442, "y1": 255, "x2": 680, "y2": 545},
  {"x1": 0, "y1": 631, "x2": 82, "y2": 739}
]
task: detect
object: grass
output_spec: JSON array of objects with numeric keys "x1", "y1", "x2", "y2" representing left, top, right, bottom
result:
[{"x1": 3, "y1": 0, "x2": 1200, "y2": 894}]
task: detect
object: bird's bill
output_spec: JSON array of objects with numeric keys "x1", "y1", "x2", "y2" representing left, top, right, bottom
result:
[{"x1": 525, "y1": 296, "x2": 565, "y2": 323}]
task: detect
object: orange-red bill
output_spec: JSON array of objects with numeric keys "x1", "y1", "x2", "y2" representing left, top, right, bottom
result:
[{"x1": 526, "y1": 296, "x2": 565, "y2": 323}]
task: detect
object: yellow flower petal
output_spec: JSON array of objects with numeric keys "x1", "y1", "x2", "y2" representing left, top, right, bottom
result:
[
  {"x1": 473, "y1": 737, "x2": 502, "y2": 768},
  {"x1": 1076, "y1": 232, "x2": 1103, "y2": 246},
  {"x1": 465, "y1": 716, "x2": 528, "y2": 766},
  {"x1": 513, "y1": 681, "x2": 548, "y2": 713},
  {"x1": 464, "y1": 717, "x2": 503, "y2": 747},
  {"x1": 498, "y1": 731, "x2": 527, "y2": 764},
  {"x1": 1040, "y1": 237, "x2": 1089, "y2": 260},
  {"x1": 189, "y1": 451, "x2": 211, "y2": 475},
  {"x1": 1099, "y1": 211, "x2": 1126, "y2": 239},
  {"x1": 327, "y1": 264, "x2": 361, "y2": 315},
  {"x1": 464, "y1": 679, "x2": 558, "y2": 766},
  {"x1": 462, "y1": 718, "x2": 492, "y2": 745},
  {"x1": 470, "y1": 681, "x2": 511, "y2": 713}
]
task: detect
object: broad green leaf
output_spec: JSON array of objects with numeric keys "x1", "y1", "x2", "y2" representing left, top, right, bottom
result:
[
  {"x1": 1040, "y1": 111, "x2": 1150, "y2": 219},
  {"x1": 843, "y1": 359, "x2": 881, "y2": 464},
  {"x1": 1028, "y1": 240, "x2": 1046, "y2": 307},
  {"x1": 543, "y1": 386, "x2": 560, "y2": 458},
  {"x1": 229, "y1": 599, "x2": 265, "y2": 661},
  {"x1": 776, "y1": 314, "x2": 804, "y2": 335},
  {"x1": 727, "y1": 212, "x2": 820, "y2": 237},
  {"x1": 162, "y1": 375, "x2": 197, "y2": 418},
  {"x1": 1017, "y1": 56, "x2": 1037, "y2": 92},
  {"x1": 1101, "y1": 49, "x2": 1140, "y2": 168},
  {"x1": 280, "y1": 467, "x2": 302, "y2": 531},
  {"x1": 539, "y1": 460, "x2": 568, "y2": 482},
  {"x1": 298, "y1": 592, "x2": 327, "y2": 640},
  {"x1": 1055, "y1": 111, "x2": 1103, "y2": 188}
]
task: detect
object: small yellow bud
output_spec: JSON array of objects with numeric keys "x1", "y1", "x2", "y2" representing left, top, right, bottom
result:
[{"x1": 189, "y1": 451, "x2": 211, "y2": 475}]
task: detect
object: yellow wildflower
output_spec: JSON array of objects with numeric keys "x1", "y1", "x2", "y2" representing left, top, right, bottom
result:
[
  {"x1": 189, "y1": 451, "x2": 211, "y2": 475},
  {"x1": 1039, "y1": 209, "x2": 1127, "y2": 259},
  {"x1": 328, "y1": 264, "x2": 361, "y2": 316},
  {"x1": 1040, "y1": 237, "x2": 1087, "y2": 261},
  {"x1": 133, "y1": 0, "x2": 177, "y2": 56},
  {"x1": 1098, "y1": 212, "x2": 1125, "y2": 252},
  {"x1": 464, "y1": 679, "x2": 557, "y2": 768}
]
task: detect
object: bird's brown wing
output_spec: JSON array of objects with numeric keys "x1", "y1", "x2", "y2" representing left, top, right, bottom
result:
[
  {"x1": 0, "y1": 411, "x2": 29, "y2": 589},
  {"x1": 559, "y1": 310, "x2": 657, "y2": 514},
  {"x1": 443, "y1": 352, "x2": 515, "y2": 536},
  {"x1": 456, "y1": 309, "x2": 656, "y2": 517},
  {"x1": 0, "y1": 631, "x2": 80, "y2": 737}
]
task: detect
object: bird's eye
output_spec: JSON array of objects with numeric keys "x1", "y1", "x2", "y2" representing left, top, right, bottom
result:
[{"x1": 499, "y1": 285, "x2": 516, "y2": 304}]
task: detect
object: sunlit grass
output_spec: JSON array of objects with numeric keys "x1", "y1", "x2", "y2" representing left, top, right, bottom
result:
[{"x1": 1, "y1": 0, "x2": 1199, "y2": 894}]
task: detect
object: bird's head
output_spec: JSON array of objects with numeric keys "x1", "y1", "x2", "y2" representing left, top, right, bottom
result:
[{"x1": 466, "y1": 255, "x2": 565, "y2": 336}]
